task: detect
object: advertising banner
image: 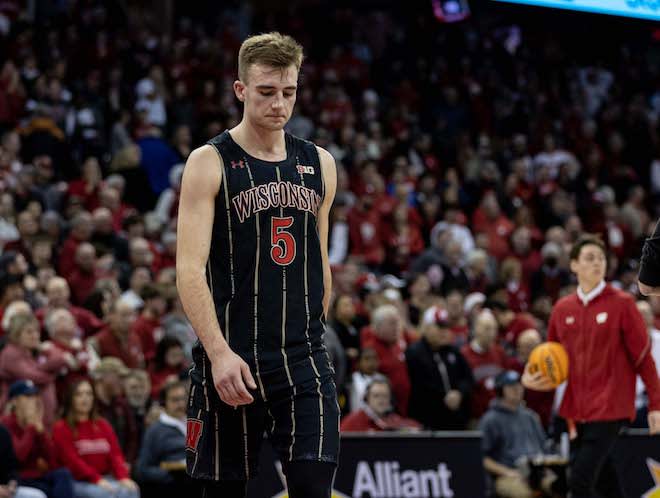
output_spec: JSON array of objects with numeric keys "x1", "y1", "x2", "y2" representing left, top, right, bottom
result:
[{"x1": 492, "y1": 0, "x2": 660, "y2": 21}]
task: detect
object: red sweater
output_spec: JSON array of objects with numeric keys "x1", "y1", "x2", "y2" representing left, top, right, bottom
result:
[
  {"x1": 340, "y1": 409, "x2": 422, "y2": 432},
  {"x1": 460, "y1": 342, "x2": 507, "y2": 419},
  {"x1": 361, "y1": 328, "x2": 411, "y2": 416},
  {"x1": 52, "y1": 418, "x2": 129, "y2": 482},
  {"x1": 1, "y1": 413, "x2": 56, "y2": 479},
  {"x1": 548, "y1": 284, "x2": 660, "y2": 422},
  {"x1": 132, "y1": 315, "x2": 161, "y2": 364},
  {"x1": 90, "y1": 327, "x2": 144, "y2": 369},
  {"x1": 36, "y1": 305, "x2": 103, "y2": 339}
]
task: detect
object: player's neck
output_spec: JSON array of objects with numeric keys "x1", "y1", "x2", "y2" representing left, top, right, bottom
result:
[{"x1": 230, "y1": 121, "x2": 286, "y2": 161}]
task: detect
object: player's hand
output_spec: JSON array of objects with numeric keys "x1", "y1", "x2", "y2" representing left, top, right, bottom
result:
[
  {"x1": 212, "y1": 348, "x2": 257, "y2": 407},
  {"x1": 521, "y1": 363, "x2": 555, "y2": 391},
  {"x1": 648, "y1": 410, "x2": 660, "y2": 435}
]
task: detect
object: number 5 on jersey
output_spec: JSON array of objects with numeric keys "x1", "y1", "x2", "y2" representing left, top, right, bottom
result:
[{"x1": 271, "y1": 217, "x2": 296, "y2": 266}]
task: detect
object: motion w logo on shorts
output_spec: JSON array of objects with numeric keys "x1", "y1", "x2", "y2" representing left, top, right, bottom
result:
[{"x1": 186, "y1": 418, "x2": 203, "y2": 452}]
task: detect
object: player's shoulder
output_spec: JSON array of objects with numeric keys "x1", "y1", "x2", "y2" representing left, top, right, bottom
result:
[
  {"x1": 183, "y1": 144, "x2": 222, "y2": 189},
  {"x1": 188, "y1": 143, "x2": 222, "y2": 166},
  {"x1": 314, "y1": 145, "x2": 335, "y2": 165}
]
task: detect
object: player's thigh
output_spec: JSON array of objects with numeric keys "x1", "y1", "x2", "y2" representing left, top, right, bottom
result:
[
  {"x1": 267, "y1": 374, "x2": 340, "y2": 464},
  {"x1": 186, "y1": 377, "x2": 268, "y2": 481}
]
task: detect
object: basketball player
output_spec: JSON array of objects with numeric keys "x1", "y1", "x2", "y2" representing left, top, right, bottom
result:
[
  {"x1": 639, "y1": 219, "x2": 660, "y2": 296},
  {"x1": 523, "y1": 235, "x2": 660, "y2": 498},
  {"x1": 176, "y1": 33, "x2": 339, "y2": 498}
]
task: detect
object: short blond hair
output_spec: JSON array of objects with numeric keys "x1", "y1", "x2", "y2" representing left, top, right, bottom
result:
[{"x1": 238, "y1": 32, "x2": 303, "y2": 82}]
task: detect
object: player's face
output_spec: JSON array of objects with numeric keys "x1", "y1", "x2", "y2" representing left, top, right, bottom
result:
[
  {"x1": 571, "y1": 244, "x2": 606, "y2": 287},
  {"x1": 235, "y1": 63, "x2": 298, "y2": 131}
]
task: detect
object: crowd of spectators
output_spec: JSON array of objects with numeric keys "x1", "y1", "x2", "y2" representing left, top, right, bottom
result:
[{"x1": 1, "y1": 1, "x2": 660, "y2": 497}]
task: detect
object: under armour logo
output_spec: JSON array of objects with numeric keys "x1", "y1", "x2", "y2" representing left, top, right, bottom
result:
[{"x1": 231, "y1": 160, "x2": 246, "y2": 169}]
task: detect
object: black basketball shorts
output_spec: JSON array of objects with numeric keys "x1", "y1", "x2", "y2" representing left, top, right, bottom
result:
[{"x1": 185, "y1": 356, "x2": 340, "y2": 481}]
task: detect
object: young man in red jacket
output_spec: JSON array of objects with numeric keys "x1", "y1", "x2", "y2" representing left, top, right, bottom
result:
[{"x1": 524, "y1": 235, "x2": 660, "y2": 498}]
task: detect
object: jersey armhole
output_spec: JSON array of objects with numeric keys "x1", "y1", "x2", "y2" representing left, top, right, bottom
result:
[
  {"x1": 206, "y1": 141, "x2": 226, "y2": 193},
  {"x1": 314, "y1": 145, "x2": 326, "y2": 201}
]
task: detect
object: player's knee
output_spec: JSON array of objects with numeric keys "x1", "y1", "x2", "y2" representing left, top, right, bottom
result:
[{"x1": 284, "y1": 461, "x2": 335, "y2": 498}]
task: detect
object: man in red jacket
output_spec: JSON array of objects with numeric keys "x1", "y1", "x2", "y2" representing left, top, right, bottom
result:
[{"x1": 524, "y1": 235, "x2": 660, "y2": 498}]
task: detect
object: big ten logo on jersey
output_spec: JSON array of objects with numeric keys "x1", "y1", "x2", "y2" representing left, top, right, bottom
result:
[{"x1": 297, "y1": 164, "x2": 314, "y2": 175}]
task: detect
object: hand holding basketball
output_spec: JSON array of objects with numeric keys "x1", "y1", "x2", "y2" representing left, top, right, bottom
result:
[
  {"x1": 522, "y1": 342, "x2": 569, "y2": 391},
  {"x1": 521, "y1": 363, "x2": 556, "y2": 391}
]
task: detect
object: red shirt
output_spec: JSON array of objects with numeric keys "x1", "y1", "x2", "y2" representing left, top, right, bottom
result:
[
  {"x1": 68, "y1": 180, "x2": 100, "y2": 212},
  {"x1": 347, "y1": 207, "x2": 384, "y2": 266},
  {"x1": 1, "y1": 413, "x2": 56, "y2": 479},
  {"x1": 58, "y1": 236, "x2": 82, "y2": 278},
  {"x1": 90, "y1": 327, "x2": 144, "y2": 369},
  {"x1": 548, "y1": 284, "x2": 660, "y2": 422},
  {"x1": 340, "y1": 409, "x2": 422, "y2": 432},
  {"x1": 471, "y1": 211, "x2": 514, "y2": 260},
  {"x1": 36, "y1": 305, "x2": 103, "y2": 339},
  {"x1": 361, "y1": 328, "x2": 411, "y2": 416},
  {"x1": 461, "y1": 342, "x2": 508, "y2": 419},
  {"x1": 503, "y1": 313, "x2": 538, "y2": 347},
  {"x1": 66, "y1": 268, "x2": 99, "y2": 306},
  {"x1": 132, "y1": 315, "x2": 161, "y2": 363},
  {"x1": 52, "y1": 418, "x2": 129, "y2": 482}
]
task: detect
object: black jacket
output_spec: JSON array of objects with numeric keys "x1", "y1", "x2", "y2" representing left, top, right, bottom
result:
[
  {"x1": 0, "y1": 423, "x2": 18, "y2": 484},
  {"x1": 405, "y1": 339, "x2": 474, "y2": 430}
]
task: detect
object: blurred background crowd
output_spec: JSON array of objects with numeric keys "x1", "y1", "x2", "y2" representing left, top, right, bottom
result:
[{"x1": 1, "y1": 0, "x2": 660, "y2": 497}]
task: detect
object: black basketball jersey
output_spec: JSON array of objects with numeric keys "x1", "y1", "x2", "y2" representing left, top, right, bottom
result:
[{"x1": 200, "y1": 130, "x2": 332, "y2": 399}]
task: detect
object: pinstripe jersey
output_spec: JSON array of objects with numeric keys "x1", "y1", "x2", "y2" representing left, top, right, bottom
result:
[{"x1": 202, "y1": 130, "x2": 333, "y2": 397}]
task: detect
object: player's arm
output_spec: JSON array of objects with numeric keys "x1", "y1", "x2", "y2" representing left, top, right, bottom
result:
[
  {"x1": 316, "y1": 146, "x2": 337, "y2": 319},
  {"x1": 639, "y1": 218, "x2": 660, "y2": 296},
  {"x1": 176, "y1": 145, "x2": 256, "y2": 407}
]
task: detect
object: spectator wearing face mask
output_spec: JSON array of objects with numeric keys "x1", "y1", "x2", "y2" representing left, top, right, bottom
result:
[{"x1": 530, "y1": 242, "x2": 570, "y2": 303}]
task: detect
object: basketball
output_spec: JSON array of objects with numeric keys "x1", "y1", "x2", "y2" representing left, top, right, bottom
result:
[{"x1": 527, "y1": 342, "x2": 569, "y2": 388}]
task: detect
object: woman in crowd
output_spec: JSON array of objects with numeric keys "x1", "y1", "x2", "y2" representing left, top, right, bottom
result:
[
  {"x1": 0, "y1": 314, "x2": 69, "y2": 427},
  {"x1": 52, "y1": 380, "x2": 139, "y2": 498}
]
